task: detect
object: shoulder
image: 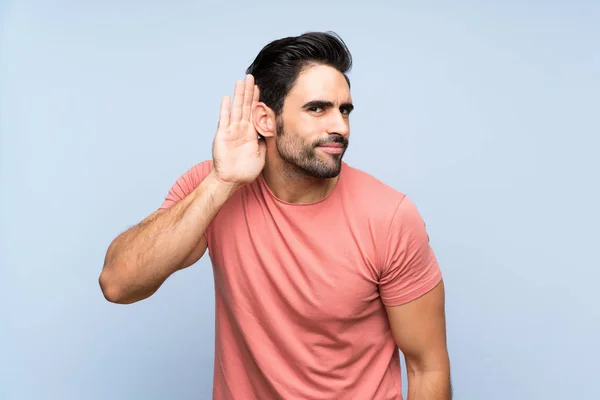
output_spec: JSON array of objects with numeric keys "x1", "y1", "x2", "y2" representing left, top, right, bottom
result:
[
  {"x1": 170, "y1": 159, "x2": 214, "y2": 189},
  {"x1": 339, "y1": 162, "x2": 407, "y2": 212},
  {"x1": 159, "y1": 160, "x2": 213, "y2": 209},
  {"x1": 184, "y1": 160, "x2": 214, "y2": 183},
  {"x1": 341, "y1": 165, "x2": 428, "y2": 235}
]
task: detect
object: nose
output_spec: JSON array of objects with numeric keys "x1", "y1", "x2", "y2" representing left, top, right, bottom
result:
[{"x1": 326, "y1": 110, "x2": 350, "y2": 136}]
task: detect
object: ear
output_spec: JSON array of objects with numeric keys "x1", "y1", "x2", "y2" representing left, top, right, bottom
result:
[{"x1": 253, "y1": 102, "x2": 276, "y2": 138}]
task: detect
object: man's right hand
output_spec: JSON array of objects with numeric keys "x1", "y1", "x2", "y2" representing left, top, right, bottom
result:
[{"x1": 211, "y1": 74, "x2": 267, "y2": 187}]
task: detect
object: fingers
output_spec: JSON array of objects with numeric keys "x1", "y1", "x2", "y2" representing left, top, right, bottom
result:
[
  {"x1": 218, "y1": 95, "x2": 231, "y2": 130},
  {"x1": 229, "y1": 79, "x2": 245, "y2": 123},
  {"x1": 241, "y1": 74, "x2": 255, "y2": 121},
  {"x1": 221, "y1": 75, "x2": 257, "y2": 129}
]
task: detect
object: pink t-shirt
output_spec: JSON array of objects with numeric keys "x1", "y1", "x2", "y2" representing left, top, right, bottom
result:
[{"x1": 160, "y1": 160, "x2": 442, "y2": 400}]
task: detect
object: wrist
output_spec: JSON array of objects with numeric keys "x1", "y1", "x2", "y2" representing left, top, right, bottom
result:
[{"x1": 205, "y1": 168, "x2": 244, "y2": 199}]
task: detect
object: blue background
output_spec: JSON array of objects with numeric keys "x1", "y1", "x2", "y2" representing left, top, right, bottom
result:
[{"x1": 1, "y1": 1, "x2": 598, "y2": 399}]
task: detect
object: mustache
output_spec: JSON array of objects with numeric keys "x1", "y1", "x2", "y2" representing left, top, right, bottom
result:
[{"x1": 313, "y1": 135, "x2": 348, "y2": 147}]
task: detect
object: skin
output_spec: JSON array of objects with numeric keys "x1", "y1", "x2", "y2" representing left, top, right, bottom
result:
[
  {"x1": 386, "y1": 281, "x2": 452, "y2": 399},
  {"x1": 99, "y1": 67, "x2": 451, "y2": 398},
  {"x1": 99, "y1": 76, "x2": 263, "y2": 304},
  {"x1": 254, "y1": 64, "x2": 354, "y2": 203}
]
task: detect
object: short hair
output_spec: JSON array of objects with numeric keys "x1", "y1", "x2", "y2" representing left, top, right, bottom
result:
[{"x1": 246, "y1": 31, "x2": 352, "y2": 116}]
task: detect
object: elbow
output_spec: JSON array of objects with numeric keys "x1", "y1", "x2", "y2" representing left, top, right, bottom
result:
[
  {"x1": 99, "y1": 267, "x2": 129, "y2": 304},
  {"x1": 404, "y1": 350, "x2": 450, "y2": 377}
]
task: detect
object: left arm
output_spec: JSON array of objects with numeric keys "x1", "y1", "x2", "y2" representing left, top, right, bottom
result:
[
  {"x1": 378, "y1": 196, "x2": 451, "y2": 399},
  {"x1": 385, "y1": 281, "x2": 451, "y2": 400}
]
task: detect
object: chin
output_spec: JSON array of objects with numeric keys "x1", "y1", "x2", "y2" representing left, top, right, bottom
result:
[
  {"x1": 306, "y1": 161, "x2": 342, "y2": 179},
  {"x1": 280, "y1": 149, "x2": 343, "y2": 179}
]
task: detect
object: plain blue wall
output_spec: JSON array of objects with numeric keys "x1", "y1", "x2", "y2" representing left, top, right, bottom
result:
[{"x1": 1, "y1": 1, "x2": 599, "y2": 399}]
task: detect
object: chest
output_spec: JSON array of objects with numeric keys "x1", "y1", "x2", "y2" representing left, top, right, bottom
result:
[{"x1": 206, "y1": 190, "x2": 384, "y2": 323}]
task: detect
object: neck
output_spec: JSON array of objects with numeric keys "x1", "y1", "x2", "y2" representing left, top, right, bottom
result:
[{"x1": 261, "y1": 157, "x2": 340, "y2": 204}]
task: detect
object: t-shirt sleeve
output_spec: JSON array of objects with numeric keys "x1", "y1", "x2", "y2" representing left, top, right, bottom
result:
[
  {"x1": 159, "y1": 160, "x2": 213, "y2": 210},
  {"x1": 379, "y1": 195, "x2": 442, "y2": 307}
]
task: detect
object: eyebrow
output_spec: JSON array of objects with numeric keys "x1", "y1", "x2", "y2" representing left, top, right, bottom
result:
[{"x1": 301, "y1": 100, "x2": 354, "y2": 112}]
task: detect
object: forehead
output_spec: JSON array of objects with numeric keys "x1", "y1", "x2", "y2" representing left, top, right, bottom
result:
[{"x1": 285, "y1": 64, "x2": 351, "y2": 105}]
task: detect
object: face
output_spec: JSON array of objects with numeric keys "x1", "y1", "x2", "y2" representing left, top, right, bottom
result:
[{"x1": 275, "y1": 64, "x2": 353, "y2": 179}]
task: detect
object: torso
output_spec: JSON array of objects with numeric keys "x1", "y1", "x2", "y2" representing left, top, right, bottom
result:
[{"x1": 206, "y1": 162, "x2": 405, "y2": 399}]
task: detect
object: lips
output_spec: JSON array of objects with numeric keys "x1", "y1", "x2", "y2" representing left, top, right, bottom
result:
[{"x1": 317, "y1": 144, "x2": 345, "y2": 154}]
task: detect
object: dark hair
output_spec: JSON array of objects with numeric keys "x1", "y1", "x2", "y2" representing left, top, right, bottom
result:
[{"x1": 246, "y1": 31, "x2": 352, "y2": 116}]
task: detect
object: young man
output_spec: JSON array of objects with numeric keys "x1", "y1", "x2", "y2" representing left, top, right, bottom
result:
[{"x1": 99, "y1": 31, "x2": 451, "y2": 400}]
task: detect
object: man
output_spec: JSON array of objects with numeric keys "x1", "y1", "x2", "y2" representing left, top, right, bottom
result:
[{"x1": 99, "y1": 31, "x2": 451, "y2": 399}]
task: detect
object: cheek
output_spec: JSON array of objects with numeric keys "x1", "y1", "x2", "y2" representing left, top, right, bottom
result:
[
  {"x1": 283, "y1": 116, "x2": 313, "y2": 140},
  {"x1": 296, "y1": 114, "x2": 327, "y2": 138}
]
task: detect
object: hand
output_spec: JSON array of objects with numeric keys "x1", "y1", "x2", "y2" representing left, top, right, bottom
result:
[{"x1": 211, "y1": 74, "x2": 266, "y2": 187}]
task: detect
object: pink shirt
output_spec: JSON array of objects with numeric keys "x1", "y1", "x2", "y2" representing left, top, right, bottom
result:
[{"x1": 160, "y1": 160, "x2": 442, "y2": 399}]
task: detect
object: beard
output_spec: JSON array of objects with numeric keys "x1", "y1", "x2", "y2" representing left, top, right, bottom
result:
[{"x1": 274, "y1": 118, "x2": 348, "y2": 179}]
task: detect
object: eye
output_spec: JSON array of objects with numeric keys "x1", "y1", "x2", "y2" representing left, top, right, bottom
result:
[
  {"x1": 340, "y1": 107, "x2": 352, "y2": 116},
  {"x1": 308, "y1": 106, "x2": 324, "y2": 113}
]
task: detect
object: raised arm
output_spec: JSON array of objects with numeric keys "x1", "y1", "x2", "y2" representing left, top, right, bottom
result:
[
  {"x1": 99, "y1": 171, "x2": 237, "y2": 304},
  {"x1": 99, "y1": 74, "x2": 265, "y2": 304}
]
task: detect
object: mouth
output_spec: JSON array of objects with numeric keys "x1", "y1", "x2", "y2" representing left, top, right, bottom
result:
[{"x1": 316, "y1": 144, "x2": 345, "y2": 154}]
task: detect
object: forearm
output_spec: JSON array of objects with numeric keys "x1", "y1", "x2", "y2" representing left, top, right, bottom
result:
[
  {"x1": 406, "y1": 368, "x2": 452, "y2": 400},
  {"x1": 100, "y1": 170, "x2": 238, "y2": 303}
]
